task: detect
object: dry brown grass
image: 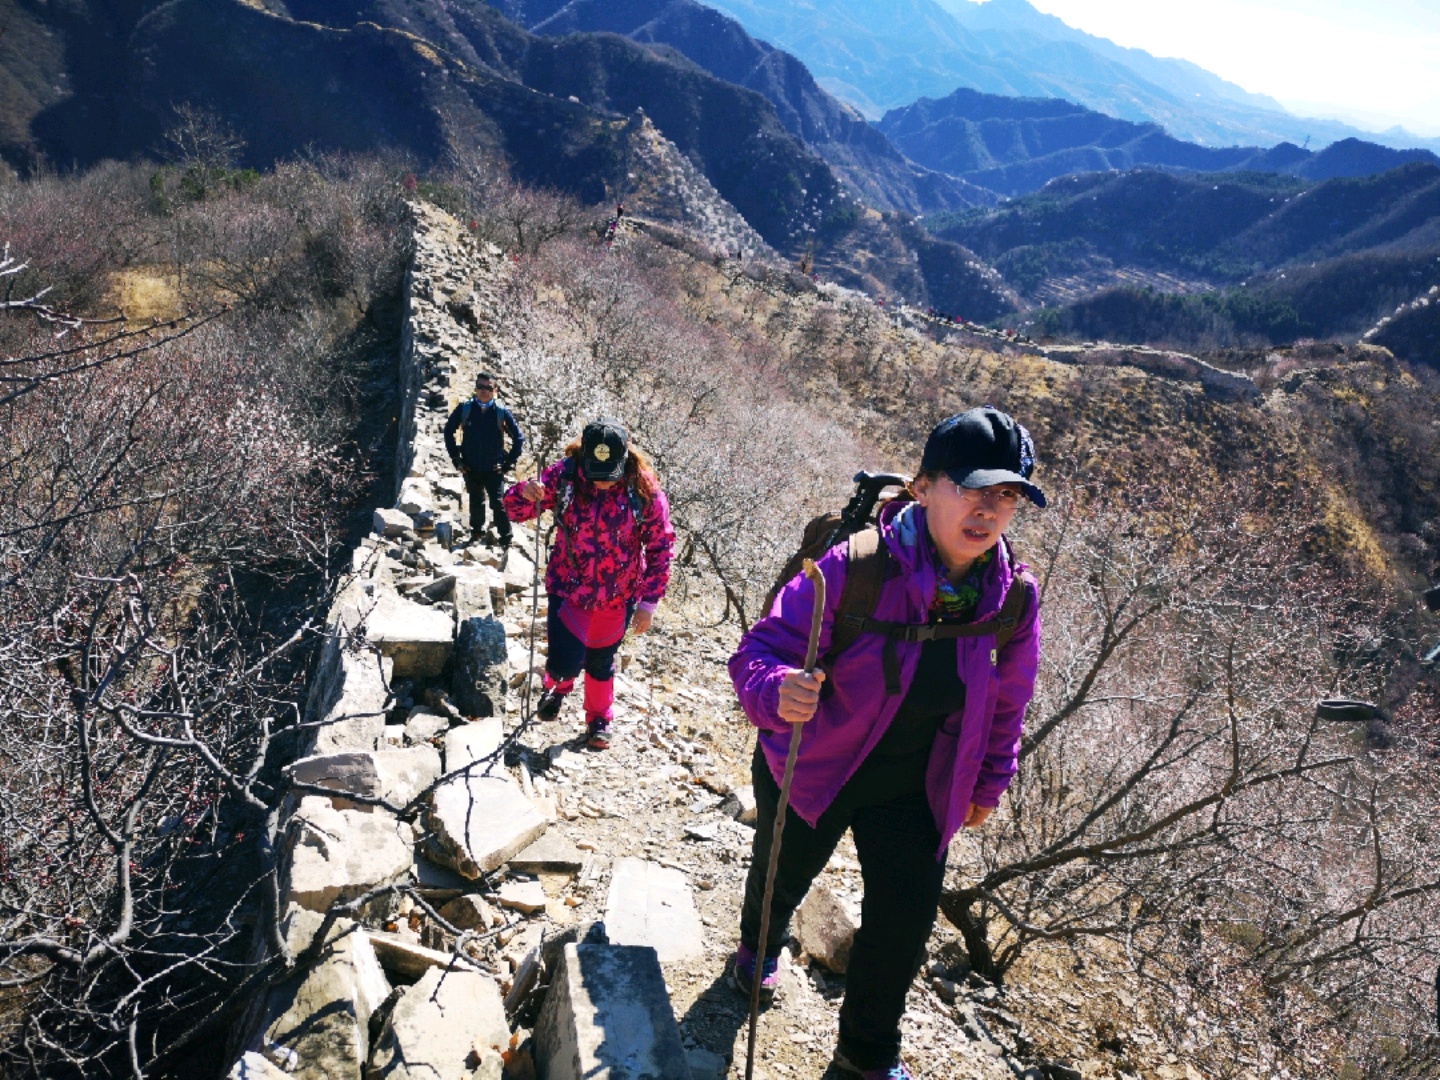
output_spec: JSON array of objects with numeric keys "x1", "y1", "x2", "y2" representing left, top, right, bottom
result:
[{"x1": 106, "y1": 268, "x2": 183, "y2": 322}]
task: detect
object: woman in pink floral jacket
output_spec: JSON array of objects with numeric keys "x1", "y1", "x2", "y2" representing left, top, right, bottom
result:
[{"x1": 503, "y1": 418, "x2": 675, "y2": 749}]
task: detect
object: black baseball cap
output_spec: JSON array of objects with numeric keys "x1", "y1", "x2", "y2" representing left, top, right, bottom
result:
[
  {"x1": 921, "y1": 407, "x2": 1045, "y2": 507},
  {"x1": 580, "y1": 418, "x2": 628, "y2": 481}
]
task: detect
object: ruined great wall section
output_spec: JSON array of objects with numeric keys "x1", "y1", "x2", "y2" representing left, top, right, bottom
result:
[
  {"x1": 223, "y1": 204, "x2": 710, "y2": 1080},
  {"x1": 218, "y1": 202, "x2": 1252, "y2": 1080}
]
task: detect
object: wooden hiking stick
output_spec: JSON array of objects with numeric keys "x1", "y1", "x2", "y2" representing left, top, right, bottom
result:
[{"x1": 745, "y1": 559, "x2": 826, "y2": 1080}]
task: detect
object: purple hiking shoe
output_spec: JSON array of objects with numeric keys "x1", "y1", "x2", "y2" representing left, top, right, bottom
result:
[
  {"x1": 832, "y1": 1049, "x2": 916, "y2": 1079},
  {"x1": 729, "y1": 943, "x2": 779, "y2": 1006}
]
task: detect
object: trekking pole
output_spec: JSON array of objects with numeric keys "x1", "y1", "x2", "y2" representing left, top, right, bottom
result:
[
  {"x1": 519, "y1": 476, "x2": 546, "y2": 731},
  {"x1": 745, "y1": 559, "x2": 826, "y2": 1080}
]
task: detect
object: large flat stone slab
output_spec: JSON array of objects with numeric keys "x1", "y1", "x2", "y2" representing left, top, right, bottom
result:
[
  {"x1": 374, "y1": 507, "x2": 414, "y2": 538},
  {"x1": 451, "y1": 565, "x2": 501, "y2": 622},
  {"x1": 442, "y1": 718, "x2": 504, "y2": 772},
  {"x1": 286, "y1": 797, "x2": 414, "y2": 912},
  {"x1": 534, "y1": 944, "x2": 693, "y2": 1080},
  {"x1": 287, "y1": 747, "x2": 441, "y2": 811},
  {"x1": 367, "y1": 966, "x2": 508, "y2": 1080},
  {"x1": 366, "y1": 931, "x2": 483, "y2": 983},
  {"x1": 427, "y1": 774, "x2": 547, "y2": 879},
  {"x1": 603, "y1": 858, "x2": 705, "y2": 963},
  {"x1": 304, "y1": 635, "x2": 389, "y2": 756},
  {"x1": 263, "y1": 920, "x2": 390, "y2": 1080},
  {"x1": 366, "y1": 592, "x2": 454, "y2": 679},
  {"x1": 508, "y1": 832, "x2": 584, "y2": 875}
]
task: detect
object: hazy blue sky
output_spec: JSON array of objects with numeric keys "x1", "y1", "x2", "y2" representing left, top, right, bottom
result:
[{"x1": 1024, "y1": 0, "x2": 1440, "y2": 136}]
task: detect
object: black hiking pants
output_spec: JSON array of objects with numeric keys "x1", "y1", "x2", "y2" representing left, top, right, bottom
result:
[
  {"x1": 739, "y1": 745, "x2": 947, "y2": 1070},
  {"x1": 464, "y1": 467, "x2": 510, "y2": 541}
]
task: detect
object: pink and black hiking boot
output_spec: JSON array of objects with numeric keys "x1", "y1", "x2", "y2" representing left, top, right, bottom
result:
[
  {"x1": 584, "y1": 716, "x2": 611, "y2": 750},
  {"x1": 535, "y1": 675, "x2": 574, "y2": 722},
  {"x1": 535, "y1": 689, "x2": 565, "y2": 721},
  {"x1": 831, "y1": 1049, "x2": 916, "y2": 1079},
  {"x1": 728, "y1": 943, "x2": 779, "y2": 1006}
]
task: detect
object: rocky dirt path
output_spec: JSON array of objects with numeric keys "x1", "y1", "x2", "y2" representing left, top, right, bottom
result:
[{"x1": 403, "y1": 199, "x2": 1188, "y2": 1080}]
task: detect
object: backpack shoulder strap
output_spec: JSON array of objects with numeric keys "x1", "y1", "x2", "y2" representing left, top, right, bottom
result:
[
  {"x1": 992, "y1": 571, "x2": 1030, "y2": 654},
  {"x1": 557, "y1": 458, "x2": 578, "y2": 524},
  {"x1": 824, "y1": 527, "x2": 889, "y2": 667},
  {"x1": 458, "y1": 400, "x2": 472, "y2": 425},
  {"x1": 834, "y1": 544, "x2": 1032, "y2": 694}
]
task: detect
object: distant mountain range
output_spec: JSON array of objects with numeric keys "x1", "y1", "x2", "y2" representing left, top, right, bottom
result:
[
  {"x1": 697, "y1": 0, "x2": 1440, "y2": 154},
  {"x1": 929, "y1": 163, "x2": 1440, "y2": 356},
  {"x1": 4, "y1": 0, "x2": 1438, "y2": 359},
  {"x1": 879, "y1": 89, "x2": 1440, "y2": 197}
]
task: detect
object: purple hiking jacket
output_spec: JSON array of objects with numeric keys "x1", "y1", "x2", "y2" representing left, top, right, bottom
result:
[{"x1": 728, "y1": 501, "x2": 1040, "y2": 857}]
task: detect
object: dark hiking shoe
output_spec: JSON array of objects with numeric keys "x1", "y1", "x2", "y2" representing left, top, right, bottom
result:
[
  {"x1": 585, "y1": 717, "x2": 611, "y2": 750},
  {"x1": 831, "y1": 1050, "x2": 915, "y2": 1080},
  {"x1": 729, "y1": 944, "x2": 779, "y2": 1006},
  {"x1": 535, "y1": 689, "x2": 566, "y2": 722}
]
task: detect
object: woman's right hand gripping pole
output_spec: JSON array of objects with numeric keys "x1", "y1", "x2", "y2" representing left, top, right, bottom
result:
[{"x1": 776, "y1": 668, "x2": 825, "y2": 725}]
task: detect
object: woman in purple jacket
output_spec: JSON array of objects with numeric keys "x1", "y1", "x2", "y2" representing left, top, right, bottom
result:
[
  {"x1": 728, "y1": 407, "x2": 1044, "y2": 1080},
  {"x1": 504, "y1": 418, "x2": 675, "y2": 750}
]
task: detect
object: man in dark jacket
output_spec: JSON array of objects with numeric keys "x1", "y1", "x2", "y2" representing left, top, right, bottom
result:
[{"x1": 443, "y1": 372, "x2": 524, "y2": 546}]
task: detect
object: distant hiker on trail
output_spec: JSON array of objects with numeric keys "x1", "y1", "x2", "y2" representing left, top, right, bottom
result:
[
  {"x1": 503, "y1": 418, "x2": 674, "y2": 751},
  {"x1": 444, "y1": 372, "x2": 524, "y2": 548},
  {"x1": 727, "y1": 407, "x2": 1045, "y2": 1080}
]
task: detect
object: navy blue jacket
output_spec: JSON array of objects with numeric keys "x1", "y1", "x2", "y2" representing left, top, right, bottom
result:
[{"x1": 444, "y1": 398, "x2": 524, "y2": 472}]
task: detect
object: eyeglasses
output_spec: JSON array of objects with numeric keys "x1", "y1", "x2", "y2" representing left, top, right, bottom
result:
[
  {"x1": 948, "y1": 479, "x2": 1023, "y2": 508},
  {"x1": 475, "y1": 384, "x2": 496, "y2": 393}
]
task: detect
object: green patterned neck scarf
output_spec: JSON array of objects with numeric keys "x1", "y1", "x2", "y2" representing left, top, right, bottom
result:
[{"x1": 930, "y1": 546, "x2": 994, "y2": 624}]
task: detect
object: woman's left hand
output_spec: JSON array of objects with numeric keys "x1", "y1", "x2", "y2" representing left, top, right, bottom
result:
[
  {"x1": 631, "y1": 608, "x2": 653, "y2": 634},
  {"x1": 963, "y1": 803, "x2": 993, "y2": 828}
]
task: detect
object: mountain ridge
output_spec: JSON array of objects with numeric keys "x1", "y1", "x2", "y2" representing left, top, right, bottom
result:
[
  {"x1": 929, "y1": 162, "x2": 1440, "y2": 357},
  {"x1": 0, "y1": 0, "x2": 1015, "y2": 317},
  {"x1": 880, "y1": 87, "x2": 1440, "y2": 196},
  {"x1": 496, "y1": 0, "x2": 993, "y2": 215},
  {"x1": 697, "y1": 0, "x2": 1440, "y2": 153}
]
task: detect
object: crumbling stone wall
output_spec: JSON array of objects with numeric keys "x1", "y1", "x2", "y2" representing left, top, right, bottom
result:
[{"x1": 223, "y1": 203, "x2": 534, "y2": 1080}]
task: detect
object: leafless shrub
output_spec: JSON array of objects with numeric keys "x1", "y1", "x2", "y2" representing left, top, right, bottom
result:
[
  {"x1": 437, "y1": 141, "x2": 587, "y2": 256},
  {"x1": 942, "y1": 472, "x2": 1440, "y2": 1077},
  {"x1": 0, "y1": 155, "x2": 409, "y2": 1076}
]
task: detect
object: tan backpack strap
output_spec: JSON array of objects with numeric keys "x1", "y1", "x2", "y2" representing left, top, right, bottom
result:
[
  {"x1": 993, "y1": 569, "x2": 1031, "y2": 655},
  {"x1": 823, "y1": 527, "x2": 889, "y2": 672}
]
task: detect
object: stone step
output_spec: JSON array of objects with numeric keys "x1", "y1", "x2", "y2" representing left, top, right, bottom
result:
[
  {"x1": 603, "y1": 858, "x2": 706, "y2": 963},
  {"x1": 365, "y1": 592, "x2": 455, "y2": 679},
  {"x1": 534, "y1": 944, "x2": 694, "y2": 1080},
  {"x1": 286, "y1": 798, "x2": 415, "y2": 913}
]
